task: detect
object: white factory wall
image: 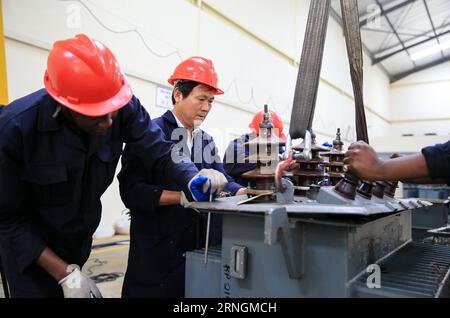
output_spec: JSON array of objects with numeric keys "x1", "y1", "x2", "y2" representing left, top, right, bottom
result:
[
  {"x1": 389, "y1": 61, "x2": 450, "y2": 141},
  {"x1": 3, "y1": 0, "x2": 392, "y2": 233}
]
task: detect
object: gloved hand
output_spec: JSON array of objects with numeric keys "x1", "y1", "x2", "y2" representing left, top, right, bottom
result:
[
  {"x1": 198, "y1": 169, "x2": 228, "y2": 195},
  {"x1": 58, "y1": 264, "x2": 102, "y2": 298},
  {"x1": 188, "y1": 169, "x2": 228, "y2": 201},
  {"x1": 180, "y1": 191, "x2": 192, "y2": 208}
]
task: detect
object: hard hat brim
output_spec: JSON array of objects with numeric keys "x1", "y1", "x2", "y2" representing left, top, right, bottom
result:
[
  {"x1": 168, "y1": 78, "x2": 224, "y2": 95},
  {"x1": 44, "y1": 72, "x2": 133, "y2": 117}
]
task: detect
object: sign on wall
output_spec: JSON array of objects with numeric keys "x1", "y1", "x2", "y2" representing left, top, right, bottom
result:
[
  {"x1": 0, "y1": 0, "x2": 8, "y2": 105},
  {"x1": 155, "y1": 85, "x2": 173, "y2": 110}
]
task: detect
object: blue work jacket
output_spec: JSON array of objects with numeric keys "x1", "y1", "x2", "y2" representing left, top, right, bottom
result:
[
  {"x1": 422, "y1": 140, "x2": 450, "y2": 185},
  {"x1": 223, "y1": 133, "x2": 257, "y2": 186},
  {"x1": 0, "y1": 89, "x2": 198, "y2": 297},
  {"x1": 118, "y1": 110, "x2": 242, "y2": 298}
]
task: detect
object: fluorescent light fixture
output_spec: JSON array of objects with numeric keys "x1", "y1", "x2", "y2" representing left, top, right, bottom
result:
[{"x1": 410, "y1": 40, "x2": 450, "y2": 61}]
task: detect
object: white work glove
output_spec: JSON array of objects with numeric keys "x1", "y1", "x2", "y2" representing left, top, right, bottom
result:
[
  {"x1": 180, "y1": 191, "x2": 192, "y2": 208},
  {"x1": 198, "y1": 169, "x2": 228, "y2": 195},
  {"x1": 58, "y1": 264, "x2": 102, "y2": 298},
  {"x1": 187, "y1": 169, "x2": 228, "y2": 201}
]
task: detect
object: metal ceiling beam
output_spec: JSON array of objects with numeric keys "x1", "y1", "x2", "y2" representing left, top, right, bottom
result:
[
  {"x1": 372, "y1": 20, "x2": 450, "y2": 55},
  {"x1": 374, "y1": 0, "x2": 416, "y2": 67},
  {"x1": 330, "y1": 8, "x2": 375, "y2": 60},
  {"x1": 359, "y1": 0, "x2": 417, "y2": 27},
  {"x1": 329, "y1": 7, "x2": 391, "y2": 78},
  {"x1": 361, "y1": 26, "x2": 430, "y2": 38},
  {"x1": 423, "y1": 0, "x2": 445, "y2": 59},
  {"x1": 391, "y1": 54, "x2": 450, "y2": 82},
  {"x1": 372, "y1": 29, "x2": 450, "y2": 64}
]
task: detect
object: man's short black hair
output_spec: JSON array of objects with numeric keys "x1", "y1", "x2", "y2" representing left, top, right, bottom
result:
[{"x1": 171, "y1": 80, "x2": 199, "y2": 105}]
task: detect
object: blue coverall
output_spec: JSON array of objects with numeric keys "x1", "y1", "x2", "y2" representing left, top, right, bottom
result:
[
  {"x1": 223, "y1": 133, "x2": 256, "y2": 186},
  {"x1": 118, "y1": 110, "x2": 242, "y2": 298},
  {"x1": 0, "y1": 89, "x2": 199, "y2": 297},
  {"x1": 422, "y1": 141, "x2": 450, "y2": 185}
]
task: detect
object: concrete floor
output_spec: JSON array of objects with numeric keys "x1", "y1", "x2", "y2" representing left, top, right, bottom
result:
[
  {"x1": 0, "y1": 237, "x2": 130, "y2": 298},
  {"x1": 83, "y1": 242, "x2": 129, "y2": 298}
]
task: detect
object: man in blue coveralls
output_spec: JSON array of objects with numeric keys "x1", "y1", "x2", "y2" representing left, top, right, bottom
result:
[
  {"x1": 0, "y1": 34, "x2": 227, "y2": 298},
  {"x1": 118, "y1": 56, "x2": 246, "y2": 298},
  {"x1": 344, "y1": 141, "x2": 450, "y2": 185}
]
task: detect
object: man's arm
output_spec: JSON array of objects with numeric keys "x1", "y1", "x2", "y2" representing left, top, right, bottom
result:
[
  {"x1": 344, "y1": 141, "x2": 430, "y2": 181},
  {"x1": 120, "y1": 97, "x2": 199, "y2": 191},
  {"x1": 36, "y1": 248, "x2": 69, "y2": 281},
  {"x1": 38, "y1": 247, "x2": 102, "y2": 298},
  {"x1": 159, "y1": 191, "x2": 182, "y2": 205},
  {"x1": 118, "y1": 149, "x2": 182, "y2": 213},
  {"x1": 421, "y1": 140, "x2": 450, "y2": 183},
  {"x1": 345, "y1": 140, "x2": 450, "y2": 185},
  {"x1": 0, "y1": 120, "x2": 48, "y2": 274}
]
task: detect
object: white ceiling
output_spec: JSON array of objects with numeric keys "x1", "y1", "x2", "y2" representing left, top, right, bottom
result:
[{"x1": 331, "y1": 0, "x2": 450, "y2": 82}]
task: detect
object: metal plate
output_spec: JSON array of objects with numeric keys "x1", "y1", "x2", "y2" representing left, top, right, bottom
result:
[{"x1": 188, "y1": 187, "x2": 416, "y2": 217}]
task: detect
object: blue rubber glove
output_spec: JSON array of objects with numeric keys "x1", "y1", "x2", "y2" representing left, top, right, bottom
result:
[
  {"x1": 186, "y1": 169, "x2": 228, "y2": 202},
  {"x1": 189, "y1": 175, "x2": 212, "y2": 201}
]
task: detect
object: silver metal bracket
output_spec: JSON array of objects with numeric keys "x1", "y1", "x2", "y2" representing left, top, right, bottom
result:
[
  {"x1": 264, "y1": 207, "x2": 304, "y2": 278},
  {"x1": 230, "y1": 245, "x2": 248, "y2": 280},
  {"x1": 276, "y1": 178, "x2": 295, "y2": 203}
]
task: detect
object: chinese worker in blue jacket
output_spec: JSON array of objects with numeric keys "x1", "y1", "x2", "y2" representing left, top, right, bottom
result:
[
  {"x1": 0, "y1": 35, "x2": 226, "y2": 298},
  {"x1": 118, "y1": 57, "x2": 246, "y2": 298}
]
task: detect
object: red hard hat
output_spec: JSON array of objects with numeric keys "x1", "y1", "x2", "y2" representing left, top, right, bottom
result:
[
  {"x1": 249, "y1": 110, "x2": 286, "y2": 140},
  {"x1": 168, "y1": 56, "x2": 224, "y2": 95},
  {"x1": 44, "y1": 34, "x2": 132, "y2": 117}
]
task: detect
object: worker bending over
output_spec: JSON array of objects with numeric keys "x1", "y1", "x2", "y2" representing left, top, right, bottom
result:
[{"x1": 0, "y1": 35, "x2": 224, "y2": 298}]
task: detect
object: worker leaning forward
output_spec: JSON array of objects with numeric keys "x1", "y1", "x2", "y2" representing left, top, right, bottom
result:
[
  {"x1": 0, "y1": 34, "x2": 226, "y2": 298},
  {"x1": 118, "y1": 56, "x2": 246, "y2": 298}
]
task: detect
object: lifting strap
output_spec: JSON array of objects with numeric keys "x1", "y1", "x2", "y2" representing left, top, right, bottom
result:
[
  {"x1": 341, "y1": 0, "x2": 369, "y2": 143},
  {"x1": 289, "y1": 0, "x2": 369, "y2": 143},
  {"x1": 289, "y1": 0, "x2": 331, "y2": 140}
]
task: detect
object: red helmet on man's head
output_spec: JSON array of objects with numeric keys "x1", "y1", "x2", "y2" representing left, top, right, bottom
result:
[
  {"x1": 168, "y1": 56, "x2": 224, "y2": 95},
  {"x1": 249, "y1": 110, "x2": 286, "y2": 140},
  {"x1": 44, "y1": 34, "x2": 132, "y2": 117}
]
